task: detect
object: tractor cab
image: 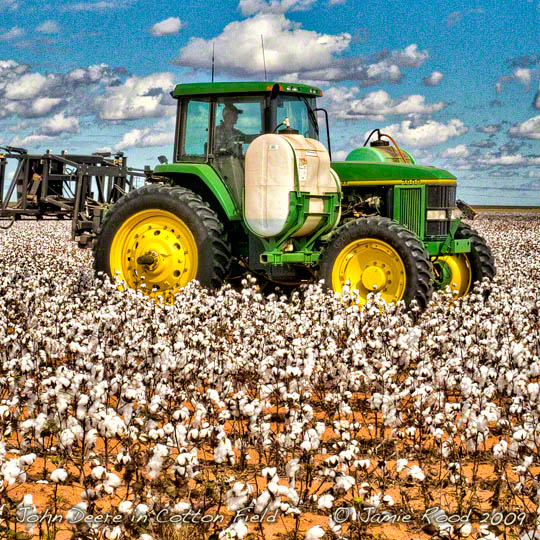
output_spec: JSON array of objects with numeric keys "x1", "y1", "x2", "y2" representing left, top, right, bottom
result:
[{"x1": 171, "y1": 82, "x2": 324, "y2": 209}]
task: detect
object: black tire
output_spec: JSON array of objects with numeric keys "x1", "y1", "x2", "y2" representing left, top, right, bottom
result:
[
  {"x1": 318, "y1": 217, "x2": 433, "y2": 310},
  {"x1": 93, "y1": 184, "x2": 231, "y2": 291},
  {"x1": 455, "y1": 222, "x2": 496, "y2": 286}
]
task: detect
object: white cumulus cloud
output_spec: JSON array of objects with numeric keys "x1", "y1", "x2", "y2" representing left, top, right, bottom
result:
[
  {"x1": 41, "y1": 113, "x2": 80, "y2": 135},
  {"x1": 173, "y1": 13, "x2": 427, "y2": 84},
  {"x1": 238, "y1": 0, "x2": 315, "y2": 15},
  {"x1": 95, "y1": 72, "x2": 175, "y2": 120},
  {"x1": 10, "y1": 133, "x2": 56, "y2": 148},
  {"x1": 4, "y1": 73, "x2": 48, "y2": 100},
  {"x1": 378, "y1": 118, "x2": 468, "y2": 147},
  {"x1": 174, "y1": 13, "x2": 350, "y2": 77},
  {"x1": 150, "y1": 17, "x2": 183, "y2": 36},
  {"x1": 325, "y1": 88, "x2": 444, "y2": 120},
  {"x1": 36, "y1": 20, "x2": 61, "y2": 34},
  {"x1": 0, "y1": 26, "x2": 24, "y2": 41},
  {"x1": 5, "y1": 97, "x2": 64, "y2": 118},
  {"x1": 423, "y1": 71, "x2": 444, "y2": 86},
  {"x1": 115, "y1": 127, "x2": 174, "y2": 150},
  {"x1": 440, "y1": 144, "x2": 469, "y2": 159},
  {"x1": 513, "y1": 67, "x2": 535, "y2": 87},
  {"x1": 478, "y1": 153, "x2": 527, "y2": 166},
  {"x1": 508, "y1": 115, "x2": 540, "y2": 139}
]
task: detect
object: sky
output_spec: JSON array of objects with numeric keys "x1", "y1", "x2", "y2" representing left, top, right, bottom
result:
[{"x1": 1, "y1": 0, "x2": 539, "y2": 205}]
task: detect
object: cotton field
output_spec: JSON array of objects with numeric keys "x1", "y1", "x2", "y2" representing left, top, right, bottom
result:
[{"x1": 0, "y1": 214, "x2": 539, "y2": 540}]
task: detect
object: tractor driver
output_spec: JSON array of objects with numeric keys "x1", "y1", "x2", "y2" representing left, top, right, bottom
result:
[{"x1": 214, "y1": 103, "x2": 256, "y2": 155}]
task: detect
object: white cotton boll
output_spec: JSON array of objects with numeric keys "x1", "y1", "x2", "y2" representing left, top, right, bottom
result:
[
  {"x1": 227, "y1": 482, "x2": 252, "y2": 512},
  {"x1": 140, "y1": 535, "x2": 154, "y2": 540},
  {"x1": 356, "y1": 459, "x2": 370, "y2": 470},
  {"x1": 81, "y1": 489, "x2": 96, "y2": 501},
  {"x1": 262, "y1": 467, "x2": 277, "y2": 479},
  {"x1": 173, "y1": 502, "x2": 190, "y2": 513},
  {"x1": 406, "y1": 465, "x2": 425, "y2": 481},
  {"x1": 50, "y1": 468, "x2": 68, "y2": 483},
  {"x1": 254, "y1": 490, "x2": 271, "y2": 513},
  {"x1": 104, "y1": 526, "x2": 122, "y2": 539},
  {"x1": 286, "y1": 458, "x2": 300, "y2": 478},
  {"x1": 18, "y1": 453, "x2": 36, "y2": 466},
  {"x1": 493, "y1": 440, "x2": 508, "y2": 459},
  {"x1": 135, "y1": 504, "x2": 148, "y2": 517},
  {"x1": 383, "y1": 494, "x2": 394, "y2": 506},
  {"x1": 317, "y1": 494, "x2": 334, "y2": 510},
  {"x1": 305, "y1": 525, "x2": 325, "y2": 540},
  {"x1": 2, "y1": 459, "x2": 25, "y2": 485},
  {"x1": 513, "y1": 429, "x2": 528, "y2": 442},
  {"x1": 334, "y1": 475, "x2": 355, "y2": 493},
  {"x1": 119, "y1": 501, "x2": 133, "y2": 513},
  {"x1": 60, "y1": 428, "x2": 75, "y2": 447},
  {"x1": 91, "y1": 466, "x2": 106, "y2": 480},
  {"x1": 395, "y1": 458, "x2": 408, "y2": 472},
  {"x1": 86, "y1": 429, "x2": 98, "y2": 447}
]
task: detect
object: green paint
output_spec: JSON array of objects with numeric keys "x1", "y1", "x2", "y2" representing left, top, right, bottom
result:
[
  {"x1": 425, "y1": 238, "x2": 470, "y2": 256},
  {"x1": 345, "y1": 146, "x2": 416, "y2": 164},
  {"x1": 439, "y1": 217, "x2": 462, "y2": 254},
  {"x1": 260, "y1": 191, "x2": 341, "y2": 265},
  {"x1": 153, "y1": 163, "x2": 241, "y2": 220},
  {"x1": 331, "y1": 161, "x2": 456, "y2": 182},
  {"x1": 172, "y1": 81, "x2": 322, "y2": 98}
]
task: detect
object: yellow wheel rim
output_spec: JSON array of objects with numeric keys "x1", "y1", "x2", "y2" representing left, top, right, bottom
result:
[
  {"x1": 109, "y1": 209, "x2": 198, "y2": 299},
  {"x1": 435, "y1": 254, "x2": 472, "y2": 297},
  {"x1": 331, "y1": 238, "x2": 406, "y2": 305}
]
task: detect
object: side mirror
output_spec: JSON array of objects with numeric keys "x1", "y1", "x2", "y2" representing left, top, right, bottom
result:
[{"x1": 158, "y1": 155, "x2": 168, "y2": 164}]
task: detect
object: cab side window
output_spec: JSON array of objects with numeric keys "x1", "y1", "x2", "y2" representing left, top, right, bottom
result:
[{"x1": 181, "y1": 100, "x2": 210, "y2": 158}]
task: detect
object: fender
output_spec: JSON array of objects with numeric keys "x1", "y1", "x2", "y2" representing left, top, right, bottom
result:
[{"x1": 153, "y1": 162, "x2": 241, "y2": 221}]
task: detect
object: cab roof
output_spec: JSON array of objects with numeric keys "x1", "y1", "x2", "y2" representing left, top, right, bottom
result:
[{"x1": 171, "y1": 81, "x2": 323, "y2": 98}]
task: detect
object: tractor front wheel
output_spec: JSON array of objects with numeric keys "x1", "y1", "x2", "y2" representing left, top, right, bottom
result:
[
  {"x1": 93, "y1": 184, "x2": 231, "y2": 299},
  {"x1": 432, "y1": 222, "x2": 495, "y2": 297},
  {"x1": 318, "y1": 217, "x2": 433, "y2": 309}
]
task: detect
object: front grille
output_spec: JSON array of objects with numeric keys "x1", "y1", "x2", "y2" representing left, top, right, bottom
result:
[
  {"x1": 426, "y1": 185, "x2": 455, "y2": 238},
  {"x1": 427, "y1": 185, "x2": 456, "y2": 208},
  {"x1": 397, "y1": 187, "x2": 423, "y2": 236},
  {"x1": 426, "y1": 221, "x2": 450, "y2": 236}
]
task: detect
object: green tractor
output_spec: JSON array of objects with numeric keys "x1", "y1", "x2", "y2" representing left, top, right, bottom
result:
[{"x1": 93, "y1": 81, "x2": 495, "y2": 308}]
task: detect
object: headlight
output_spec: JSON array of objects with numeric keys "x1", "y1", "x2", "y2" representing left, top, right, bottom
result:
[
  {"x1": 449, "y1": 208, "x2": 462, "y2": 220},
  {"x1": 426, "y1": 210, "x2": 447, "y2": 220}
]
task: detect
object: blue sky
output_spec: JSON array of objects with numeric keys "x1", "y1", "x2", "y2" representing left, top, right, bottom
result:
[{"x1": 1, "y1": 0, "x2": 539, "y2": 204}]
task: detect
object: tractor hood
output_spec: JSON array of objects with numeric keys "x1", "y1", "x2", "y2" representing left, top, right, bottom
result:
[{"x1": 331, "y1": 161, "x2": 456, "y2": 184}]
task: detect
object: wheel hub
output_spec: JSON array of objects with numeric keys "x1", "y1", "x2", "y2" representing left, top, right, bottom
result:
[
  {"x1": 137, "y1": 251, "x2": 159, "y2": 269},
  {"x1": 361, "y1": 265, "x2": 387, "y2": 291}
]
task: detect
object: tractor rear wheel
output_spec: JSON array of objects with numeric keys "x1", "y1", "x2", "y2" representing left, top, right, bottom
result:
[
  {"x1": 93, "y1": 184, "x2": 231, "y2": 299},
  {"x1": 318, "y1": 217, "x2": 433, "y2": 309},
  {"x1": 432, "y1": 222, "x2": 495, "y2": 297}
]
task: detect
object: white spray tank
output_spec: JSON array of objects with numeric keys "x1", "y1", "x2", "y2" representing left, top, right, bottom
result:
[{"x1": 244, "y1": 127, "x2": 340, "y2": 238}]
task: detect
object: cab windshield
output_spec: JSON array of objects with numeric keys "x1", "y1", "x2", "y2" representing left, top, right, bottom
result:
[{"x1": 274, "y1": 95, "x2": 318, "y2": 139}]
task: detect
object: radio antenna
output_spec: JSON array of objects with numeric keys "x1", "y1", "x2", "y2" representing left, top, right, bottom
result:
[
  {"x1": 211, "y1": 41, "x2": 215, "y2": 82},
  {"x1": 261, "y1": 35, "x2": 267, "y2": 81}
]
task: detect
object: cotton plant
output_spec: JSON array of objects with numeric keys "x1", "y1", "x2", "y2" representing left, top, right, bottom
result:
[{"x1": 0, "y1": 216, "x2": 540, "y2": 539}]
